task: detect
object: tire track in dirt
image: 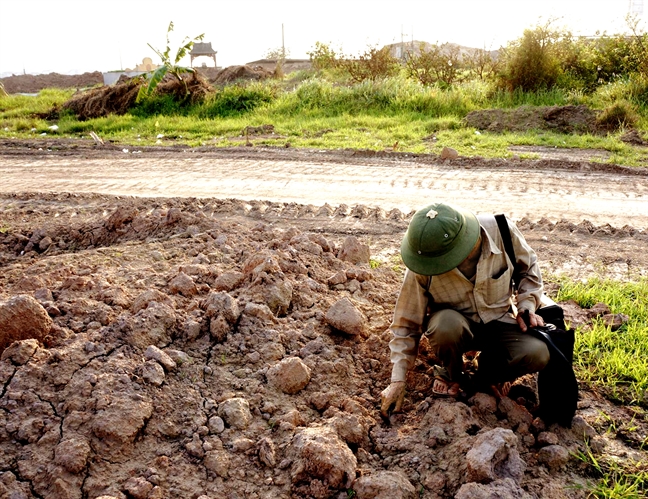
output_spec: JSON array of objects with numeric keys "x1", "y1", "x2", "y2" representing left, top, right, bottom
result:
[{"x1": 1, "y1": 155, "x2": 647, "y2": 229}]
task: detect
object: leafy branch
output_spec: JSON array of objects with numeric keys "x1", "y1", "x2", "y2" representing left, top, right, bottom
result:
[{"x1": 136, "y1": 21, "x2": 205, "y2": 102}]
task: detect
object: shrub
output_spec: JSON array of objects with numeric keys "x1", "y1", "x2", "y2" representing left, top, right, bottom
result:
[
  {"x1": 497, "y1": 23, "x2": 566, "y2": 92},
  {"x1": 336, "y1": 46, "x2": 400, "y2": 83},
  {"x1": 197, "y1": 84, "x2": 276, "y2": 118},
  {"x1": 132, "y1": 94, "x2": 185, "y2": 117},
  {"x1": 307, "y1": 42, "x2": 341, "y2": 71},
  {"x1": 405, "y1": 42, "x2": 463, "y2": 87},
  {"x1": 596, "y1": 100, "x2": 639, "y2": 130}
]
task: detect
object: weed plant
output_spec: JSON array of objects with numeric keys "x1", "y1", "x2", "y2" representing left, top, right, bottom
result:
[
  {"x1": 575, "y1": 445, "x2": 648, "y2": 498},
  {"x1": 555, "y1": 277, "x2": 648, "y2": 406}
]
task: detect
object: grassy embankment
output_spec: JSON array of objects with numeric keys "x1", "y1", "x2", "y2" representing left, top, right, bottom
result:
[
  {"x1": 555, "y1": 277, "x2": 648, "y2": 497},
  {"x1": 0, "y1": 74, "x2": 647, "y2": 166}
]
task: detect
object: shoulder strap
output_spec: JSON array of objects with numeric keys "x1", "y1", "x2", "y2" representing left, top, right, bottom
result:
[{"x1": 495, "y1": 213, "x2": 520, "y2": 291}]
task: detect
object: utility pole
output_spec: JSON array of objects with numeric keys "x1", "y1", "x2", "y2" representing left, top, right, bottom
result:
[{"x1": 282, "y1": 23, "x2": 285, "y2": 61}]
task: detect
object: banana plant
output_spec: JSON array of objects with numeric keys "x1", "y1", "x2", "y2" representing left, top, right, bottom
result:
[{"x1": 136, "y1": 21, "x2": 204, "y2": 102}]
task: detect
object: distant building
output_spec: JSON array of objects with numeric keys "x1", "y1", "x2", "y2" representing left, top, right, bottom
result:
[
  {"x1": 135, "y1": 57, "x2": 159, "y2": 72},
  {"x1": 244, "y1": 59, "x2": 312, "y2": 72},
  {"x1": 190, "y1": 42, "x2": 217, "y2": 68}
]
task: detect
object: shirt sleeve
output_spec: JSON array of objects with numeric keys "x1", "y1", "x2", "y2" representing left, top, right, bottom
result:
[
  {"x1": 388, "y1": 270, "x2": 429, "y2": 382},
  {"x1": 507, "y1": 218, "x2": 543, "y2": 313}
]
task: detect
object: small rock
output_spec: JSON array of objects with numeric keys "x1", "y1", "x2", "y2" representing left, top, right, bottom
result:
[
  {"x1": 601, "y1": 313, "x2": 629, "y2": 331},
  {"x1": 165, "y1": 349, "x2": 190, "y2": 365},
  {"x1": 440, "y1": 146, "x2": 459, "y2": 159},
  {"x1": 217, "y1": 397, "x2": 252, "y2": 430},
  {"x1": 208, "y1": 416, "x2": 225, "y2": 434},
  {"x1": 470, "y1": 392, "x2": 498, "y2": 414},
  {"x1": 169, "y1": 272, "x2": 198, "y2": 297},
  {"x1": 202, "y1": 291, "x2": 240, "y2": 322},
  {"x1": 325, "y1": 297, "x2": 366, "y2": 336},
  {"x1": 586, "y1": 302, "x2": 610, "y2": 318},
  {"x1": 538, "y1": 444, "x2": 570, "y2": 470},
  {"x1": 337, "y1": 236, "x2": 370, "y2": 265},
  {"x1": 231, "y1": 437, "x2": 255, "y2": 452},
  {"x1": 213, "y1": 271, "x2": 245, "y2": 291},
  {"x1": 267, "y1": 357, "x2": 311, "y2": 394},
  {"x1": 346, "y1": 268, "x2": 372, "y2": 282},
  {"x1": 185, "y1": 434, "x2": 205, "y2": 458},
  {"x1": 537, "y1": 431, "x2": 559, "y2": 446},
  {"x1": 466, "y1": 428, "x2": 526, "y2": 484},
  {"x1": 184, "y1": 319, "x2": 202, "y2": 341},
  {"x1": 327, "y1": 271, "x2": 347, "y2": 286},
  {"x1": 33, "y1": 288, "x2": 54, "y2": 302},
  {"x1": 123, "y1": 477, "x2": 153, "y2": 499},
  {"x1": 209, "y1": 315, "x2": 230, "y2": 343},
  {"x1": 204, "y1": 450, "x2": 229, "y2": 478},
  {"x1": 353, "y1": 471, "x2": 417, "y2": 499},
  {"x1": 141, "y1": 360, "x2": 166, "y2": 386},
  {"x1": 54, "y1": 438, "x2": 91, "y2": 474},
  {"x1": 131, "y1": 289, "x2": 173, "y2": 313},
  {"x1": 289, "y1": 426, "x2": 357, "y2": 489},
  {"x1": 455, "y1": 478, "x2": 533, "y2": 499},
  {"x1": 258, "y1": 437, "x2": 276, "y2": 467},
  {"x1": 0, "y1": 295, "x2": 53, "y2": 354},
  {"x1": 144, "y1": 345, "x2": 177, "y2": 371},
  {"x1": 498, "y1": 397, "x2": 533, "y2": 427},
  {"x1": 1, "y1": 338, "x2": 40, "y2": 365},
  {"x1": 38, "y1": 236, "x2": 53, "y2": 252},
  {"x1": 571, "y1": 415, "x2": 597, "y2": 441}
]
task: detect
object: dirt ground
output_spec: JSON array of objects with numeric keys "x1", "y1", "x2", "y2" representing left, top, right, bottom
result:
[{"x1": 1, "y1": 140, "x2": 648, "y2": 499}]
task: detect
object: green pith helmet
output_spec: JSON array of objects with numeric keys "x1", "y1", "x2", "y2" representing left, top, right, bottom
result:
[{"x1": 400, "y1": 203, "x2": 480, "y2": 275}]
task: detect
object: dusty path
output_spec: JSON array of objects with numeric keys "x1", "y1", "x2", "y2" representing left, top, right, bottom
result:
[{"x1": 1, "y1": 141, "x2": 647, "y2": 229}]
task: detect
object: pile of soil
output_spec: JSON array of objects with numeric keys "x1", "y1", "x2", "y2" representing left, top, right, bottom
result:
[
  {"x1": 1, "y1": 192, "x2": 646, "y2": 499},
  {"x1": 465, "y1": 105, "x2": 602, "y2": 134},
  {"x1": 0, "y1": 72, "x2": 104, "y2": 94},
  {"x1": 204, "y1": 65, "x2": 274, "y2": 85},
  {"x1": 61, "y1": 72, "x2": 212, "y2": 120}
]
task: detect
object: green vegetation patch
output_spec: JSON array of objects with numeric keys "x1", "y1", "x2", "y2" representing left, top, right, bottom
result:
[{"x1": 556, "y1": 277, "x2": 648, "y2": 406}]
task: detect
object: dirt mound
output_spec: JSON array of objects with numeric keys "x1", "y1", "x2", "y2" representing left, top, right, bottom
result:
[
  {"x1": 465, "y1": 105, "x2": 601, "y2": 134},
  {"x1": 207, "y1": 65, "x2": 274, "y2": 85},
  {"x1": 620, "y1": 128, "x2": 648, "y2": 146},
  {"x1": 0, "y1": 71, "x2": 103, "y2": 94},
  {"x1": 62, "y1": 78, "x2": 142, "y2": 120},
  {"x1": 61, "y1": 72, "x2": 212, "y2": 120},
  {"x1": 0, "y1": 193, "x2": 647, "y2": 498}
]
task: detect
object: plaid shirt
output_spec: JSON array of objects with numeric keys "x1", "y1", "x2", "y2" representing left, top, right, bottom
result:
[{"x1": 389, "y1": 214, "x2": 543, "y2": 382}]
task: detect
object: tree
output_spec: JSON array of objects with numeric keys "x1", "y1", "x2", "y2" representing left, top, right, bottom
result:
[
  {"x1": 265, "y1": 46, "x2": 291, "y2": 78},
  {"x1": 496, "y1": 20, "x2": 566, "y2": 91},
  {"x1": 307, "y1": 42, "x2": 341, "y2": 71},
  {"x1": 336, "y1": 46, "x2": 399, "y2": 83},
  {"x1": 405, "y1": 43, "x2": 463, "y2": 86},
  {"x1": 136, "y1": 22, "x2": 205, "y2": 102}
]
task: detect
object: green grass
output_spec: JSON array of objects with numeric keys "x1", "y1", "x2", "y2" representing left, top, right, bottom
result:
[
  {"x1": 574, "y1": 445, "x2": 648, "y2": 498},
  {"x1": 555, "y1": 277, "x2": 648, "y2": 406},
  {"x1": 0, "y1": 75, "x2": 647, "y2": 166}
]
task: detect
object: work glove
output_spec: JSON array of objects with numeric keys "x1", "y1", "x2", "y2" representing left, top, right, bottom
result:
[{"x1": 380, "y1": 381, "x2": 406, "y2": 418}]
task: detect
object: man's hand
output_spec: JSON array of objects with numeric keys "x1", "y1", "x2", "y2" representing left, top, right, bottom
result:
[
  {"x1": 380, "y1": 381, "x2": 406, "y2": 418},
  {"x1": 516, "y1": 309, "x2": 545, "y2": 332}
]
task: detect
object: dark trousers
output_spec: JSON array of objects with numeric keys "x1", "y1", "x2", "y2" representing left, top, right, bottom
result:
[{"x1": 425, "y1": 309, "x2": 550, "y2": 384}]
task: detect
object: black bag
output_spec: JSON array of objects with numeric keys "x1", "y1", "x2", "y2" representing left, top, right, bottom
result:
[{"x1": 495, "y1": 214, "x2": 578, "y2": 427}]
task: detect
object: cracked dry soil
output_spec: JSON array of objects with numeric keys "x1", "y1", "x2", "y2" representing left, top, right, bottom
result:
[{"x1": 1, "y1": 142, "x2": 648, "y2": 499}]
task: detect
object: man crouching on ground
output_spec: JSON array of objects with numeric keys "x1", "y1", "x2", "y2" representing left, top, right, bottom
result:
[{"x1": 380, "y1": 202, "x2": 549, "y2": 417}]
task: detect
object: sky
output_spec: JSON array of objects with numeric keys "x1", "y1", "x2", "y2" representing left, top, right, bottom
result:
[{"x1": 0, "y1": 0, "x2": 644, "y2": 76}]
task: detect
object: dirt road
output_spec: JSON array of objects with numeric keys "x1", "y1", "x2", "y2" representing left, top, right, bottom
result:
[
  {"x1": 2, "y1": 139, "x2": 648, "y2": 498},
  {"x1": 1, "y1": 141, "x2": 647, "y2": 230}
]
